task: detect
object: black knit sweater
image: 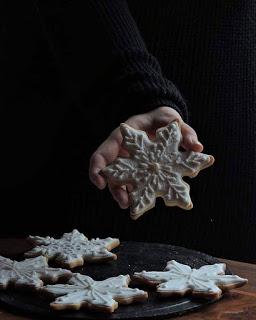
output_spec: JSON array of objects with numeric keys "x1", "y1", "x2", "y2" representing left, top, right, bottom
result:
[
  {"x1": 34, "y1": 1, "x2": 188, "y2": 123},
  {"x1": 1, "y1": 1, "x2": 256, "y2": 262}
]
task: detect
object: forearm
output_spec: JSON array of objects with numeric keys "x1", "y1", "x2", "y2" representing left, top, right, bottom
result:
[{"x1": 36, "y1": 0, "x2": 188, "y2": 121}]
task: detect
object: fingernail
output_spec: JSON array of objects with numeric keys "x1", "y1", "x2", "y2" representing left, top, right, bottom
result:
[
  {"x1": 118, "y1": 198, "x2": 129, "y2": 209},
  {"x1": 191, "y1": 138, "x2": 202, "y2": 146},
  {"x1": 98, "y1": 184, "x2": 106, "y2": 190},
  {"x1": 119, "y1": 203, "x2": 129, "y2": 209},
  {"x1": 193, "y1": 141, "x2": 203, "y2": 152},
  {"x1": 96, "y1": 177, "x2": 106, "y2": 190}
]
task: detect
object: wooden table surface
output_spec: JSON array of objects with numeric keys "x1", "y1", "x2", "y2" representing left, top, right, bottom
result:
[{"x1": 0, "y1": 239, "x2": 255, "y2": 320}]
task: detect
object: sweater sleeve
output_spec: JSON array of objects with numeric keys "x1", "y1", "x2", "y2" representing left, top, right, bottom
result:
[{"x1": 36, "y1": 0, "x2": 188, "y2": 122}]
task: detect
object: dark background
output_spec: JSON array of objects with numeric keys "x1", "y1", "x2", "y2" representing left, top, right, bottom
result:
[{"x1": 1, "y1": 0, "x2": 256, "y2": 263}]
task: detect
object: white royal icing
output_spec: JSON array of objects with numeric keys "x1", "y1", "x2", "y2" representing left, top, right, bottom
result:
[
  {"x1": 103, "y1": 121, "x2": 214, "y2": 219},
  {"x1": 0, "y1": 255, "x2": 71, "y2": 289},
  {"x1": 134, "y1": 260, "x2": 247, "y2": 299},
  {"x1": 24, "y1": 229, "x2": 120, "y2": 268},
  {"x1": 42, "y1": 273, "x2": 147, "y2": 312}
]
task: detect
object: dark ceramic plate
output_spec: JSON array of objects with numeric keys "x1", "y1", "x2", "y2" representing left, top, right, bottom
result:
[{"x1": 0, "y1": 241, "x2": 230, "y2": 319}]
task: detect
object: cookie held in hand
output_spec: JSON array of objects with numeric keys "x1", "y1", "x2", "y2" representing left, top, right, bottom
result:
[
  {"x1": 0, "y1": 255, "x2": 71, "y2": 290},
  {"x1": 25, "y1": 229, "x2": 120, "y2": 269},
  {"x1": 102, "y1": 121, "x2": 214, "y2": 219},
  {"x1": 41, "y1": 273, "x2": 148, "y2": 313},
  {"x1": 133, "y1": 260, "x2": 248, "y2": 300}
]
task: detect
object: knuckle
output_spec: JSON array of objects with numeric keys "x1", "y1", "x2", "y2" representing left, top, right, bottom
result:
[
  {"x1": 125, "y1": 115, "x2": 143, "y2": 128},
  {"x1": 89, "y1": 171, "x2": 96, "y2": 183},
  {"x1": 109, "y1": 128, "x2": 118, "y2": 138},
  {"x1": 188, "y1": 126, "x2": 197, "y2": 136},
  {"x1": 183, "y1": 123, "x2": 198, "y2": 138},
  {"x1": 109, "y1": 128, "x2": 122, "y2": 143},
  {"x1": 89, "y1": 152, "x2": 98, "y2": 164},
  {"x1": 156, "y1": 106, "x2": 172, "y2": 114},
  {"x1": 157, "y1": 106, "x2": 182, "y2": 122}
]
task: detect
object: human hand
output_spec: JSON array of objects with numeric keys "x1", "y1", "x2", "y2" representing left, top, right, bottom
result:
[{"x1": 89, "y1": 106, "x2": 203, "y2": 209}]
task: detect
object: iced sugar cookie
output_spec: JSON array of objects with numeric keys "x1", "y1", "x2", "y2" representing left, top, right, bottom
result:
[
  {"x1": 103, "y1": 122, "x2": 214, "y2": 219},
  {"x1": 25, "y1": 229, "x2": 120, "y2": 268},
  {"x1": 133, "y1": 260, "x2": 247, "y2": 300},
  {"x1": 0, "y1": 255, "x2": 71, "y2": 290},
  {"x1": 41, "y1": 273, "x2": 148, "y2": 313}
]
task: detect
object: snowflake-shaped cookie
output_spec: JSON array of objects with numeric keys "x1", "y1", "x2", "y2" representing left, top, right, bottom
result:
[
  {"x1": 133, "y1": 260, "x2": 247, "y2": 300},
  {"x1": 41, "y1": 273, "x2": 148, "y2": 313},
  {"x1": 102, "y1": 121, "x2": 214, "y2": 219},
  {"x1": 24, "y1": 229, "x2": 120, "y2": 268},
  {"x1": 0, "y1": 255, "x2": 71, "y2": 290}
]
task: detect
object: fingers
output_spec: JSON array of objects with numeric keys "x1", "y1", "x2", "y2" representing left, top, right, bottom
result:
[
  {"x1": 125, "y1": 106, "x2": 182, "y2": 135},
  {"x1": 126, "y1": 107, "x2": 203, "y2": 153},
  {"x1": 89, "y1": 152, "x2": 107, "y2": 190},
  {"x1": 181, "y1": 122, "x2": 203, "y2": 152},
  {"x1": 149, "y1": 106, "x2": 183, "y2": 128},
  {"x1": 89, "y1": 150, "x2": 130, "y2": 209},
  {"x1": 89, "y1": 129, "x2": 121, "y2": 189},
  {"x1": 90, "y1": 105, "x2": 204, "y2": 206},
  {"x1": 89, "y1": 111, "x2": 159, "y2": 190},
  {"x1": 108, "y1": 183, "x2": 129, "y2": 209}
]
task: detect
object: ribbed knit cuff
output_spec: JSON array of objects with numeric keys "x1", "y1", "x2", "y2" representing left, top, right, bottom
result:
[
  {"x1": 137, "y1": 98, "x2": 189, "y2": 123},
  {"x1": 100, "y1": 49, "x2": 189, "y2": 122}
]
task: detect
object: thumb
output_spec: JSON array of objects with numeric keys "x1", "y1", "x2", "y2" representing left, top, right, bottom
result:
[{"x1": 181, "y1": 123, "x2": 203, "y2": 152}]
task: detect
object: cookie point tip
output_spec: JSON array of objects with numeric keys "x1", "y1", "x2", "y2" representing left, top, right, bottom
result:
[
  {"x1": 130, "y1": 212, "x2": 141, "y2": 220},
  {"x1": 120, "y1": 122, "x2": 128, "y2": 129},
  {"x1": 186, "y1": 203, "x2": 193, "y2": 210},
  {"x1": 209, "y1": 155, "x2": 215, "y2": 164}
]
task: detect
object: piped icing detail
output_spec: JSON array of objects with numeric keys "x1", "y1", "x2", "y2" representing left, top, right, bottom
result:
[
  {"x1": 41, "y1": 273, "x2": 148, "y2": 312},
  {"x1": 133, "y1": 260, "x2": 247, "y2": 299},
  {"x1": 25, "y1": 229, "x2": 120, "y2": 268},
  {"x1": 0, "y1": 255, "x2": 71, "y2": 290},
  {"x1": 103, "y1": 121, "x2": 214, "y2": 219}
]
